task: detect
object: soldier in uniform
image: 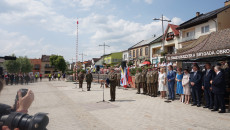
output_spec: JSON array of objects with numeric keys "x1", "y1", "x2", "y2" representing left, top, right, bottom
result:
[
  {"x1": 140, "y1": 66, "x2": 147, "y2": 94},
  {"x1": 108, "y1": 68, "x2": 117, "y2": 102},
  {"x1": 15, "y1": 74, "x2": 19, "y2": 85},
  {"x1": 116, "y1": 70, "x2": 121, "y2": 87},
  {"x1": 86, "y1": 70, "x2": 93, "y2": 91},
  {"x1": 152, "y1": 67, "x2": 159, "y2": 97},
  {"x1": 78, "y1": 71, "x2": 85, "y2": 88},
  {"x1": 146, "y1": 68, "x2": 152, "y2": 96},
  {"x1": 135, "y1": 69, "x2": 141, "y2": 94}
]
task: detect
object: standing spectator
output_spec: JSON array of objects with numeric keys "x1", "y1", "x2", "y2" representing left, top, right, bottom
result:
[
  {"x1": 25, "y1": 74, "x2": 30, "y2": 85},
  {"x1": 10, "y1": 73, "x2": 14, "y2": 85},
  {"x1": 49, "y1": 73, "x2": 51, "y2": 81},
  {"x1": 167, "y1": 65, "x2": 176, "y2": 101},
  {"x1": 15, "y1": 74, "x2": 19, "y2": 85},
  {"x1": 190, "y1": 65, "x2": 202, "y2": 107},
  {"x1": 176, "y1": 68, "x2": 184, "y2": 102},
  {"x1": 158, "y1": 68, "x2": 167, "y2": 99},
  {"x1": 182, "y1": 69, "x2": 191, "y2": 104},
  {"x1": 202, "y1": 63, "x2": 215, "y2": 109},
  {"x1": 40, "y1": 73, "x2": 42, "y2": 81},
  {"x1": 58, "y1": 73, "x2": 61, "y2": 81},
  {"x1": 210, "y1": 66, "x2": 226, "y2": 113}
]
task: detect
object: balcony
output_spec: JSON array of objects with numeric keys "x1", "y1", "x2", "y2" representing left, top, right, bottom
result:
[{"x1": 180, "y1": 35, "x2": 196, "y2": 42}]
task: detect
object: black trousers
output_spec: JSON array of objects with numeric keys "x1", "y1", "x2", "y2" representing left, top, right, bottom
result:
[
  {"x1": 204, "y1": 87, "x2": 214, "y2": 107},
  {"x1": 79, "y1": 81, "x2": 83, "y2": 88},
  {"x1": 87, "y1": 82, "x2": 91, "y2": 90},
  {"x1": 191, "y1": 87, "x2": 201, "y2": 105},
  {"x1": 110, "y1": 84, "x2": 116, "y2": 100},
  {"x1": 214, "y1": 94, "x2": 225, "y2": 111}
]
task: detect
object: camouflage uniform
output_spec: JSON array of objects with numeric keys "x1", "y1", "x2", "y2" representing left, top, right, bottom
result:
[{"x1": 108, "y1": 70, "x2": 117, "y2": 101}]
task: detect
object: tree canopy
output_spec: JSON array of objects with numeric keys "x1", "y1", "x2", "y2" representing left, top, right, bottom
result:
[
  {"x1": 4, "y1": 55, "x2": 32, "y2": 73},
  {"x1": 50, "y1": 55, "x2": 67, "y2": 72}
]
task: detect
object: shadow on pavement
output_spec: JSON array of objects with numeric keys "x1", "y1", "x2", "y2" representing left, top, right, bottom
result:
[{"x1": 114, "y1": 100, "x2": 136, "y2": 102}]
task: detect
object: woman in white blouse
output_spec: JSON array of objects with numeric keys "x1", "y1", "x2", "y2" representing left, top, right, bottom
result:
[
  {"x1": 158, "y1": 68, "x2": 167, "y2": 99},
  {"x1": 182, "y1": 69, "x2": 191, "y2": 104}
]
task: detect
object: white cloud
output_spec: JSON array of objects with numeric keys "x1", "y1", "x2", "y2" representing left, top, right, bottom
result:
[{"x1": 144, "y1": 0, "x2": 153, "y2": 4}]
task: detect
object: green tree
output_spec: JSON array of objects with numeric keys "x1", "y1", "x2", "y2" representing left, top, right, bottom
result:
[
  {"x1": 4, "y1": 55, "x2": 32, "y2": 73},
  {"x1": 50, "y1": 55, "x2": 67, "y2": 73}
]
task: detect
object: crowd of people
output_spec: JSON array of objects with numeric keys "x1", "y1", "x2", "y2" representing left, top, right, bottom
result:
[
  {"x1": 134, "y1": 62, "x2": 230, "y2": 113},
  {"x1": 1, "y1": 73, "x2": 43, "y2": 85}
]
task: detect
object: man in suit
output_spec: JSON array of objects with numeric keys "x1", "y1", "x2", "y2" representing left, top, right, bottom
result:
[
  {"x1": 202, "y1": 63, "x2": 215, "y2": 109},
  {"x1": 190, "y1": 65, "x2": 202, "y2": 107},
  {"x1": 210, "y1": 66, "x2": 226, "y2": 113},
  {"x1": 167, "y1": 65, "x2": 176, "y2": 101}
]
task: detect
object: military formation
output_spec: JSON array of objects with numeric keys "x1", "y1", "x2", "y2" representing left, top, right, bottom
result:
[
  {"x1": 2, "y1": 73, "x2": 40, "y2": 85},
  {"x1": 135, "y1": 66, "x2": 158, "y2": 97}
]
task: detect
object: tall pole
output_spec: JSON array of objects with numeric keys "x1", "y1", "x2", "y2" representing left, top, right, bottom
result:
[
  {"x1": 161, "y1": 14, "x2": 165, "y2": 52},
  {"x1": 79, "y1": 53, "x2": 87, "y2": 70},
  {"x1": 76, "y1": 19, "x2": 79, "y2": 81},
  {"x1": 153, "y1": 14, "x2": 171, "y2": 54},
  {"x1": 99, "y1": 42, "x2": 110, "y2": 65}
]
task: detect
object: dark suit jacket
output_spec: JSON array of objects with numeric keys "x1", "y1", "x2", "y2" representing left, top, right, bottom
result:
[
  {"x1": 189, "y1": 71, "x2": 202, "y2": 89},
  {"x1": 202, "y1": 69, "x2": 215, "y2": 89},
  {"x1": 167, "y1": 70, "x2": 176, "y2": 83},
  {"x1": 212, "y1": 71, "x2": 226, "y2": 94}
]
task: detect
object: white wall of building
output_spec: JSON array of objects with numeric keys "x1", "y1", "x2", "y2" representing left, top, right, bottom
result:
[
  {"x1": 150, "y1": 42, "x2": 162, "y2": 64},
  {"x1": 179, "y1": 19, "x2": 217, "y2": 44},
  {"x1": 122, "y1": 51, "x2": 129, "y2": 61}
]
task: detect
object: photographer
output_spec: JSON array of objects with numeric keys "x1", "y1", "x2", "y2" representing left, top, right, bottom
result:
[{"x1": 0, "y1": 80, "x2": 34, "y2": 130}]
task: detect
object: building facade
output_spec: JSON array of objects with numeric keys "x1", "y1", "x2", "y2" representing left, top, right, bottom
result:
[
  {"x1": 129, "y1": 36, "x2": 159, "y2": 66},
  {"x1": 122, "y1": 50, "x2": 129, "y2": 62},
  {"x1": 177, "y1": 2, "x2": 230, "y2": 47},
  {"x1": 40, "y1": 55, "x2": 56, "y2": 77},
  {"x1": 150, "y1": 36, "x2": 163, "y2": 64},
  {"x1": 30, "y1": 59, "x2": 41, "y2": 75},
  {"x1": 103, "y1": 52, "x2": 122, "y2": 66}
]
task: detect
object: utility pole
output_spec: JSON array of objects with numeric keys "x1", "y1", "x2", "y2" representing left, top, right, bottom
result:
[
  {"x1": 153, "y1": 14, "x2": 171, "y2": 53},
  {"x1": 99, "y1": 42, "x2": 110, "y2": 65},
  {"x1": 75, "y1": 19, "x2": 79, "y2": 81},
  {"x1": 79, "y1": 53, "x2": 87, "y2": 69}
]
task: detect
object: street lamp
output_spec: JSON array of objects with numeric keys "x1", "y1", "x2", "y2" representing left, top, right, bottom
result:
[{"x1": 153, "y1": 14, "x2": 171, "y2": 53}]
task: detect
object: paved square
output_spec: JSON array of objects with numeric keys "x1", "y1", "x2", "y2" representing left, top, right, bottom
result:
[{"x1": 0, "y1": 79, "x2": 230, "y2": 130}]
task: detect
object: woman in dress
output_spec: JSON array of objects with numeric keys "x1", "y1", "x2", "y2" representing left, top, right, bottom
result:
[
  {"x1": 158, "y1": 68, "x2": 167, "y2": 99},
  {"x1": 182, "y1": 69, "x2": 191, "y2": 104},
  {"x1": 176, "y1": 68, "x2": 184, "y2": 102}
]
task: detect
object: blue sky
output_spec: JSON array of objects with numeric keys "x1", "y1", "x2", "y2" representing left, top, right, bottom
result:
[{"x1": 0, "y1": 0, "x2": 225, "y2": 62}]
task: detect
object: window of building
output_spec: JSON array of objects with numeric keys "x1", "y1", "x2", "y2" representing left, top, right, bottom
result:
[
  {"x1": 140, "y1": 48, "x2": 142, "y2": 56},
  {"x1": 133, "y1": 50, "x2": 135, "y2": 57},
  {"x1": 123, "y1": 54, "x2": 127, "y2": 60},
  {"x1": 145, "y1": 47, "x2": 149, "y2": 55},
  {"x1": 129, "y1": 51, "x2": 132, "y2": 58},
  {"x1": 167, "y1": 46, "x2": 175, "y2": 54},
  {"x1": 166, "y1": 32, "x2": 174, "y2": 41},
  {"x1": 186, "y1": 31, "x2": 195, "y2": 37},
  {"x1": 152, "y1": 48, "x2": 160, "y2": 56},
  {"x1": 201, "y1": 25, "x2": 209, "y2": 33},
  {"x1": 136, "y1": 49, "x2": 139, "y2": 58}
]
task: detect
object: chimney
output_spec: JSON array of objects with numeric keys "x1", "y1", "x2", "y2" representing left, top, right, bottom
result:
[
  {"x1": 196, "y1": 12, "x2": 200, "y2": 17},
  {"x1": 225, "y1": 0, "x2": 230, "y2": 6}
]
